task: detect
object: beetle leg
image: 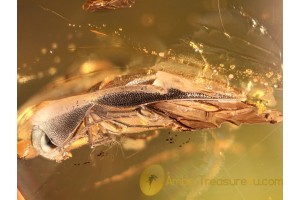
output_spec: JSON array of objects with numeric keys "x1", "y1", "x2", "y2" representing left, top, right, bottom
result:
[
  {"x1": 85, "y1": 115, "x2": 93, "y2": 146},
  {"x1": 142, "y1": 105, "x2": 193, "y2": 131},
  {"x1": 62, "y1": 124, "x2": 90, "y2": 148},
  {"x1": 83, "y1": 114, "x2": 113, "y2": 148},
  {"x1": 90, "y1": 134, "x2": 115, "y2": 149},
  {"x1": 123, "y1": 130, "x2": 159, "y2": 140},
  {"x1": 111, "y1": 119, "x2": 163, "y2": 129}
]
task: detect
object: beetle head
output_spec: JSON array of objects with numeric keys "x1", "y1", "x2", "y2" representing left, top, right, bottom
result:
[{"x1": 31, "y1": 126, "x2": 72, "y2": 162}]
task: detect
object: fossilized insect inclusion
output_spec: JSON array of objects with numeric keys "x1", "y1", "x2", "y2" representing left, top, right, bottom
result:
[
  {"x1": 17, "y1": 61, "x2": 282, "y2": 162},
  {"x1": 82, "y1": 0, "x2": 136, "y2": 12}
]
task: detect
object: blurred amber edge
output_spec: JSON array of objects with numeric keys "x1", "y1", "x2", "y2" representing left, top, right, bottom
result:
[{"x1": 17, "y1": 189, "x2": 25, "y2": 200}]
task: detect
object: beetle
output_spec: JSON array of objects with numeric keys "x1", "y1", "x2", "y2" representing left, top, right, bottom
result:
[
  {"x1": 17, "y1": 61, "x2": 282, "y2": 162},
  {"x1": 82, "y1": 0, "x2": 136, "y2": 12}
]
